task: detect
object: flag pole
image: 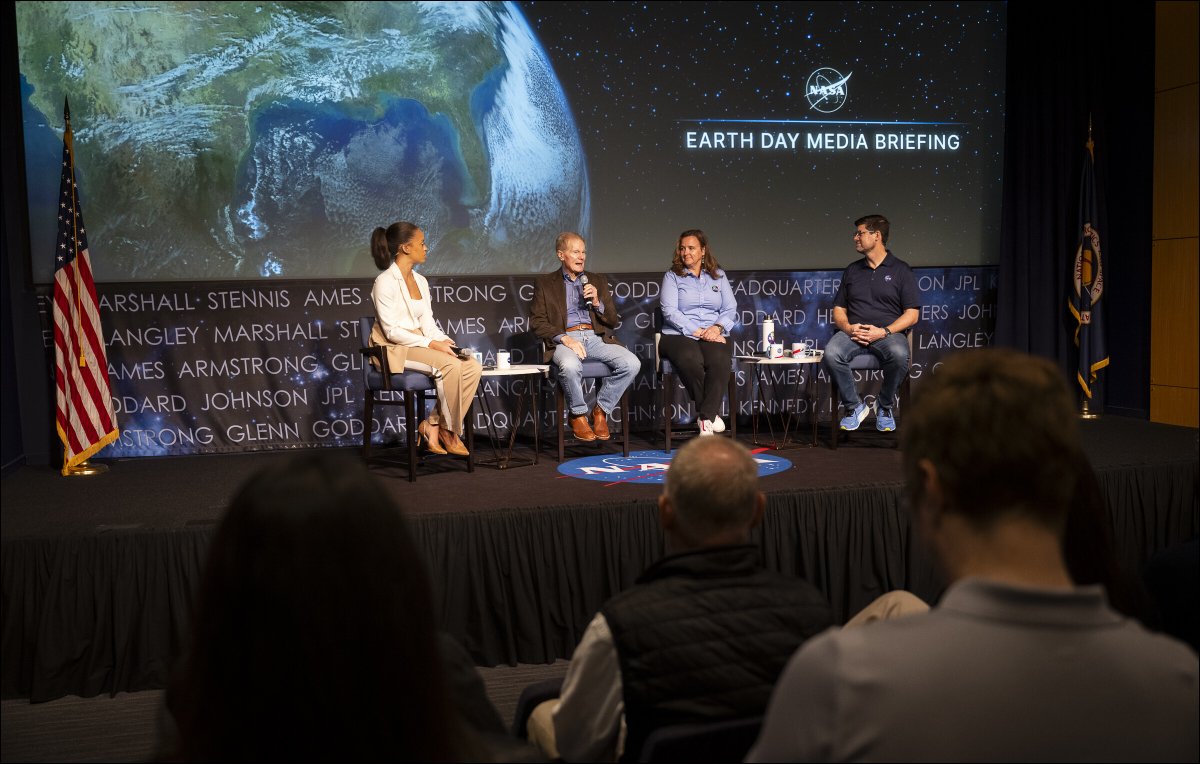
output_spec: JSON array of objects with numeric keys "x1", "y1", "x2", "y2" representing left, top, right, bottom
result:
[
  {"x1": 1070, "y1": 113, "x2": 1108, "y2": 420},
  {"x1": 53, "y1": 96, "x2": 120, "y2": 476}
]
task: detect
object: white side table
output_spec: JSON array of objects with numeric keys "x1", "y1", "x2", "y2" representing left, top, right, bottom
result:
[
  {"x1": 467, "y1": 364, "x2": 548, "y2": 469},
  {"x1": 735, "y1": 354, "x2": 823, "y2": 449}
]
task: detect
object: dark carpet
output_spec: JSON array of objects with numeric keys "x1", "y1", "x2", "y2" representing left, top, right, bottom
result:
[{"x1": 3, "y1": 423, "x2": 907, "y2": 537}]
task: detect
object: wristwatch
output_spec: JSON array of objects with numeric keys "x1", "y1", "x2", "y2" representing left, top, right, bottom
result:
[{"x1": 883, "y1": 327, "x2": 893, "y2": 337}]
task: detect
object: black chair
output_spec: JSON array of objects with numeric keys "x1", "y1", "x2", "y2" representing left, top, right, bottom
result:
[
  {"x1": 549, "y1": 359, "x2": 632, "y2": 462},
  {"x1": 828, "y1": 331, "x2": 913, "y2": 449},
  {"x1": 357, "y1": 316, "x2": 472, "y2": 481},
  {"x1": 655, "y1": 332, "x2": 737, "y2": 452},
  {"x1": 511, "y1": 677, "x2": 566, "y2": 740},
  {"x1": 638, "y1": 716, "x2": 763, "y2": 763}
]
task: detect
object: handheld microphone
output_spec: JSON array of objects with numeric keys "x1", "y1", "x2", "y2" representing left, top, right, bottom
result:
[{"x1": 579, "y1": 273, "x2": 590, "y2": 307}]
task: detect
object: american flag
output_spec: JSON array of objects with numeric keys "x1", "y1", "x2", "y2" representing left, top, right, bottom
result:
[{"x1": 53, "y1": 98, "x2": 118, "y2": 474}]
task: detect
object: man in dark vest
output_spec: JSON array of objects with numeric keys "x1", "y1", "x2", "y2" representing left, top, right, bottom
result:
[{"x1": 527, "y1": 436, "x2": 833, "y2": 762}]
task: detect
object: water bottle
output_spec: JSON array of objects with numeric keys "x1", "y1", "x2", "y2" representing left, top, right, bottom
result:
[{"x1": 761, "y1": 319, "x2": 775, "y2": 355}]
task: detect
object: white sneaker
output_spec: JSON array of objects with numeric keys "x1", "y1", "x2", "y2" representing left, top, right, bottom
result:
[
  {"x1": 697, "y1": 419, "x2": 715, "y2": 436},
  {"x1": 710, "y1": 415, "x2": 726, "y2": 433}
]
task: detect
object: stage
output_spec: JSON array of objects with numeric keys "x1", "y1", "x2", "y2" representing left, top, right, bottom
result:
[{"x1": 2, "y1": 417, "x2": 1196, "y2": 702}]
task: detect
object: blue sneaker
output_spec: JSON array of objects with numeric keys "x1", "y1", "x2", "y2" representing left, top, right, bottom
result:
[
  {"x1": 840, "y1": 403, "x2": 870, "y2": 431},
  {"x1": 876, "y1": 405, "x2": 896, "y2": 432}
]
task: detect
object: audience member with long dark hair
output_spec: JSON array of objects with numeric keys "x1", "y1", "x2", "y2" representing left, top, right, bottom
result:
[{"x1": 162, "y1": 452, "x2": 488, "y2": 762}]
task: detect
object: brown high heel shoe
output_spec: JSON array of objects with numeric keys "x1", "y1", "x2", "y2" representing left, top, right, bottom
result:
[
  {"x1": 440, "y1": 431, "x2": 470, "y2": 457},
  {"x1": 417, "y1": 420, "x2": 448, "y2": 455}
]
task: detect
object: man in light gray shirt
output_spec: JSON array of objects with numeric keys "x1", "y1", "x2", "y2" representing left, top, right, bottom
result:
[{"x1": 748, "y1": 348, "x2": 1199, "y2": 763}]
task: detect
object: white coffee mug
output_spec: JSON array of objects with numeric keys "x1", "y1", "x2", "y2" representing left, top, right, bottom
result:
[
  {"x1": 496, "y1": 350, "x2": 511, "y2": 369},
  {"x1": 791, "y1": 342, "x2": 805, "y2": 357},
  {"x1": 768, "y1": 343, "x2": 785, "y2": 359}
]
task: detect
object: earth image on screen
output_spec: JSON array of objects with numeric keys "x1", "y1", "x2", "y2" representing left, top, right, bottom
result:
[{"x1": 18, "y1": 1, "x2": 590, "y2": 279}]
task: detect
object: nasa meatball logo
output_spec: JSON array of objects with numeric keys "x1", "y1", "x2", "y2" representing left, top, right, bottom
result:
[
  {"x1": 805, "y1": 67, "x2": 851, "y2": 113},
  {"x1": 558, "y1": 449, "x2": 792, "y2": 485}
]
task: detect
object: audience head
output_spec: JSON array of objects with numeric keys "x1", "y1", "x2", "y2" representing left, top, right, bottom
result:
[
  {"x1": 672, "y1": 228, "x2": 722, "y2": 278},
  {"x1": 854, "y1": 214, "x2": 890, "y2": 245},
  {"x1": 169, "y1": 451, "x2": 466, "y2": 762},
  {"x1": 370, "y1": 220, "x2": 422, "y2": 270},
  {"x1": 901, "y1": 348, "x2": 1080, "y2": 539},
  {"x1": 660, "y1": 437, "x2": 764, "y2": 550}
]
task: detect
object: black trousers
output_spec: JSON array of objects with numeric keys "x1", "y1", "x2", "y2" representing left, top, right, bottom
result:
[{"x1": 659, "y1": 334, "x2": 733, "y2": 421}]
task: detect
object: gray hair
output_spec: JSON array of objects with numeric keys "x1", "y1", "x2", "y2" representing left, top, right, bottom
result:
[{"x1": 664, "y1": 437, "x2": 759, "y2": 543}]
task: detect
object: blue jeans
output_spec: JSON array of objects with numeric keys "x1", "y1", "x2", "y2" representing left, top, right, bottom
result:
[
  {"x1": 551, "y1": 331, "x2": 642, "y2": 416},
  {"x1": 823, "y1": 331, "x2": 910, "y2": 409}
]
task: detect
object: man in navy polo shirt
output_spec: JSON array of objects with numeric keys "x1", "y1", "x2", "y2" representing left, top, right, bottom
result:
[{"x1": 823, "y1": 214, "x2": 920, "y2": 432}]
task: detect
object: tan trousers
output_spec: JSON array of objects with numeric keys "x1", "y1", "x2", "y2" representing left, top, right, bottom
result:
[
  {"x1": 843, "y1": 589, "x2": 931, "y2": 627},
  {"x1": 402, "y1": 346, "x2": 482, "y2": 437}
]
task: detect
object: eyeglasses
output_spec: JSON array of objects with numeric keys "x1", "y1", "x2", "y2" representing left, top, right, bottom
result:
[{"x1": 853, "y1": 230, "x2": 876, "y2": 239}]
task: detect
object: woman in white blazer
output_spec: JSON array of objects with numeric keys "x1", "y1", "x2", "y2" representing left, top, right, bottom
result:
[{"x1": 369, "y1": 221, "x2": 482, "y2": 456}]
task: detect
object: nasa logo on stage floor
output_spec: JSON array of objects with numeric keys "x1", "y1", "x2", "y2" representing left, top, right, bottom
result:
[{"x1": 558, "y1": 449, "x2": 792, "y2": 485}]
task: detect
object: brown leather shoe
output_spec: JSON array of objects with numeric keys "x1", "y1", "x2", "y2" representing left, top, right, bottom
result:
[
  {"x1": 440, "y1": 432, "x2": 470, "y2": 457},
  {"x1": 591, "y1": 405, "x2": 611, "y2": 440},
  {"x1": 569, "y1": 414, "x2": 597, "y2": 441}
]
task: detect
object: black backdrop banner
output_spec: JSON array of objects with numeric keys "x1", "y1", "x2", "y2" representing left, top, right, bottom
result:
[{"x1": 34, "y1": 267, "x2": 997, "y2": 457}]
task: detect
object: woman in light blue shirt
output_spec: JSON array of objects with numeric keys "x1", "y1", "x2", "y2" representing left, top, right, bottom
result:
[{"x1": 659, "y1": 229, "x2": 738, "y2": 436}]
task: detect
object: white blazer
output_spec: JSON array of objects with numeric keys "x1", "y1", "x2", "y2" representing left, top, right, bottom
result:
[{"x1": 370, "y1": 263, "x2": 449, "y2": 371}]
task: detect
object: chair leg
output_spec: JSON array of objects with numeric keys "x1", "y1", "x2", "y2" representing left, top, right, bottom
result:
[
  {"x1": 663, "y1": 371, "x2": 673, "y2": 453},
  {"x1": 362, "y1": 392, "x2": 374, "y2": 459},
  {"x1": 728, "y1": 370, "x2": 738, "y2": 441},
  {"x1": 557, "y1": 388, "x2": 565, "y2": 462},
  {"x1": 830, "y1": 384, "x2": 840, "y2": 449},
  {"x1": 466, "y1": 398, "x2": 476, "y2": 472},
  {"x1": 894, "y1": 373, "x2": 912, "y2": 449},
  {"x1": 406, "y1": 393, "x2": 418, "y2": 482},
  {"x1": 620, "y1": 388, "x2": 630, "y2": 457}
]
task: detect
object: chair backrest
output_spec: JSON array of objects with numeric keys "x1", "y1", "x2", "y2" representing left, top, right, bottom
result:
[
  {"x1": 637, "y1": 716, "x2": 763, "y2": 763},
  {"x1": 359, "y1": 316, "x2": 380, "y2": 390},
  {"x1": 358, "y1": 316, "x2": 373, "y2": 350},
  {"x1": 359, "y1": 317, "x2": 439, "y2": 394}
]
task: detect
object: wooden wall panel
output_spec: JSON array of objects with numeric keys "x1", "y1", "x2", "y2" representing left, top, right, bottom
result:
[
  {"x1": 1156, "y1": 1, "x2": 1199, "y2": 92},
  {"x1": 1151, "y1": 2, "x2": 1198, "y2": 428},
  {"x1": 1151, "y1": 239, "x2": 1200, "y2": 387},
  {"x1": 1151, "y1": 385, "x2": 1200, "y2": 428},
  {"x1": 1152, "y1": 83, "x2": 1200, "y2": 239}
]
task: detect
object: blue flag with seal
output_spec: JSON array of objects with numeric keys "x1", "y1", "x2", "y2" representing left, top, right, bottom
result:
[{"x1": 1068, "y1": 123, "x2": 1109, "y2": 400}]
